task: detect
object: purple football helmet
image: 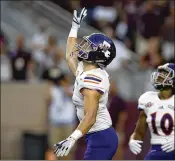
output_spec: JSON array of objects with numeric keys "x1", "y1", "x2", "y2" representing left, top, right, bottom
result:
[{"x1": 73, "y1": 33, "x2": 116, "y2": 67}]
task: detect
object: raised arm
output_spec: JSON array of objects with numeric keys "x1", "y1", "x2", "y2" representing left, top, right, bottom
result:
[{"x1": 66, "y1": 8, "x2": 87, "y2": 76}]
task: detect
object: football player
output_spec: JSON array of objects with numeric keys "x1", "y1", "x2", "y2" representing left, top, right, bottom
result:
[
  {"x1": 129, "y1": 63, "x2": 175, "y2": 160},
  {"x1": 54, "y1": 8, "x2": 118, "y2": 160}
]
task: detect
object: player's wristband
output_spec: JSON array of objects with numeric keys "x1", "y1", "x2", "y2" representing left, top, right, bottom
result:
[
  {"x1": 70, "y1": 130, "x2": 83, "y2": 140},
  {"x1": 68, "y1": 27, "x2": 78, "y2": 38}
]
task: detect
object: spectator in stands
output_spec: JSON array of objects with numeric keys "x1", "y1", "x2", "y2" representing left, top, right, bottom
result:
[
  {"x1": 139, "y1": 37, "x2": 164, "y2": 69},
  {"x1": 46, "y1": 35, "x2": 68, "y2": 73},
  {"x1": 45, "y1": 67, "x2": 76, "y2": 160},
  {"x1": 40, "y1": 35, "x2": 68, "y2": 79},
  {"x1": 123, "y1": 1, "x2": 138, "y2": 52},
  {"x1": 9, "y1": 35, "x2": 34, "y2": 81},
  {"x1": 31, "y1": 19, "x2": 48, "y2": 55},
  {"x1": 115, "y1": 11, "x2": 134, "y2": 50},
  {"x1": 161, "y1": 4, "x2": 174, "y2": 63},
  {"x1": 153, "y1": 0, "x2": 170, "y2": 25},
  {"x1": 0, "y1": 40, "x2": 11, "y2": 82},
  {"x1": 108, "y1": 80, "x2": 128, "y2": 160},
  {"x1": 103, "y1": 26, "x2": 131, "y2": 73},
  {"x1": 139, "y1": 37, "x2": 165, "y2": 91},
  {"x1": 136, "y1": 1, "x2": 163, "y2": 55},
  {"x1": 31, "y1": 19, "x2": 49, "y2": 77},
  {"x1": 39, "y1": 35, "x2": 58, "y2": 78},
  {"x1": 92, "y1": 3, "x2": 118, "y2": 30},
  {"x1": 124, "y1": 1, "x2": 138, "y2": 32}
]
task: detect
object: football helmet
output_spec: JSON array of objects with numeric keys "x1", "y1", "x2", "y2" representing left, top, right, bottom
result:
[
  {"x1": 151, "y1": 63, "x2": 175, "y2": 90},
  {"x1": 73, "y1": 33, "x2": 116, "y2": 67}
]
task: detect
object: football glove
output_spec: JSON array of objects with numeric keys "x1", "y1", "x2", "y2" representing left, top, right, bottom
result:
[
  {"x1": 72, "y1": 7, "x2": 87, "y2": 29},
  {"x1": 129, "y1": 139, "x2": 143, "y2": 155},
  {"x1": 54, "y1": 130, "x2": 82, "y2": 157},
  {"x1": 54, "y1": 136, "x2": 76, "y2": 157},
  {"x1": 161, "y1": 138, "x2": 175, "y2": 153}
]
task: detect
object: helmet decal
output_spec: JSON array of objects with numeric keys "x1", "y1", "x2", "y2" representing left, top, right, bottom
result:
[{"x1": 104, "y1": 50, "x2": 111, "y2": 58}]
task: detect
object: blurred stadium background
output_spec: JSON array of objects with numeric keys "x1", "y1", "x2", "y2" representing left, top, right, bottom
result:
[{"x1": 1, "y1": 0, "x2": 174, "y2": 160}]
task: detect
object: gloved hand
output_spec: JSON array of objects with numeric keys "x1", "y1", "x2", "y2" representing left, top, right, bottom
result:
[
  {"x1": 161, "y1": 138, "x2": 175, "y2": 153},
  {"x1": 129, "y1": 139, "x2": 143, "y2": 155},
  {"x1": 71, "y1": 7, "x2": 87, "y2": 29},
  {"x1": 54, "y1": 136, "x2": 76, "y2": 157},
  {"x1": 54, "y1": 129, "x2": 83, "y2": 157}
]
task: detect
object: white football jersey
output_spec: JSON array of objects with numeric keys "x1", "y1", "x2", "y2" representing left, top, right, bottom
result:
[
  {"x1": 138, "y1": 91, "x2": 174, "y2": 145},
  {"x1": 72, "y1": 62, "x2": 112, "y2": 133}
]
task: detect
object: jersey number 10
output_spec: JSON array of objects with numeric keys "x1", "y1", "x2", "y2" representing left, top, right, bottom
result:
[{"x1": 151, "y1": 112, "x2": 174, "y2": 135}]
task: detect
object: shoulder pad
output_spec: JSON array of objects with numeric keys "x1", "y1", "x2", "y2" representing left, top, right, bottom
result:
[{"x1": 138, "y1": 91, "x2": 156, "y2": 110}]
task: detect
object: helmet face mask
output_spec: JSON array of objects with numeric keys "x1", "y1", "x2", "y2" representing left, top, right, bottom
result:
[
  {"x1": 72, "y1": 33, "x2": 116, "y2": 67},
  {"x1": 73, "y1": 36, "x2": 98, "y2": 60},
  {"x1": 151, "y1": 63, "x2": 175, "y2": 90}
]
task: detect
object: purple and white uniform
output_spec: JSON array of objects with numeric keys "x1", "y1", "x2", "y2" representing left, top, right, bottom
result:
[{"x1": 72, "y1": 62, "x2": 118, "y2": 160}]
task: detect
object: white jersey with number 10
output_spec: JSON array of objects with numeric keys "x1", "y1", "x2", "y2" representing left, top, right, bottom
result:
[{"x1": 138, "y1": 91, "x2": 174, "y2": 145}]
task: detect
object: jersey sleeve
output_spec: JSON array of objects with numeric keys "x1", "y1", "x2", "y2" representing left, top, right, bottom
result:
[
  {"x1": 138, "y1": 92, "x2": 150, "y2": 110},
  {"x1": 79, "y1": 72, "x2": 107, "y2": 94}
]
